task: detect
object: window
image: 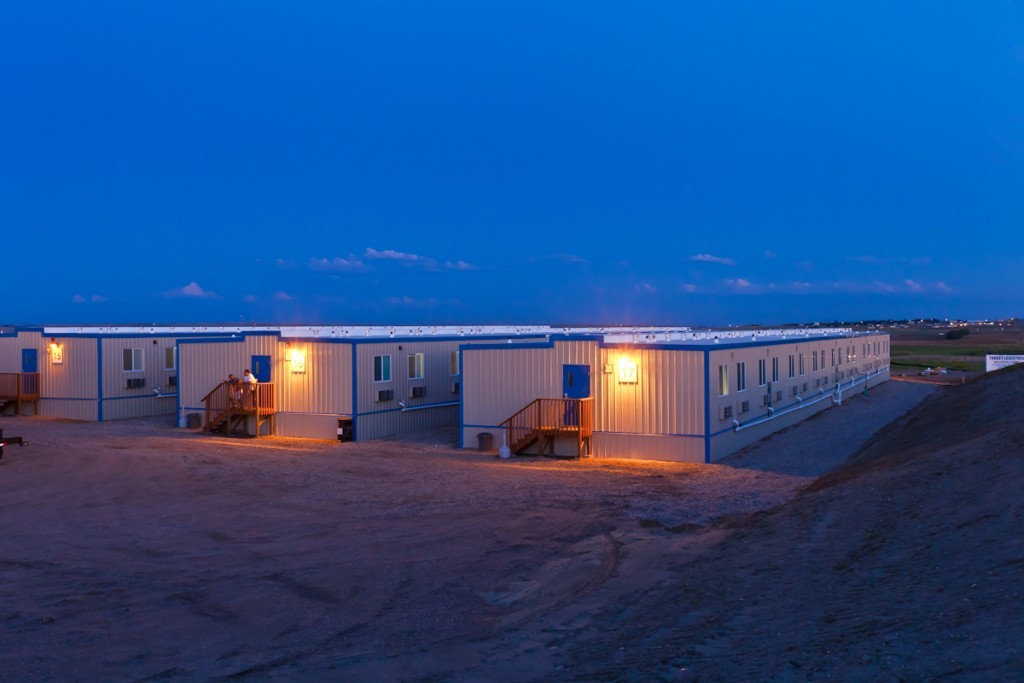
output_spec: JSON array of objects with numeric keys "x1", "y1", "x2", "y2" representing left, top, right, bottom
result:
[
  {"x1": 799, "y1": 354, "x2": 805, "y2": 376},
  {"x1": 718, "y1": 364, "x2": 729, "y2": 396},
  {"x1": 788, "y1": 354, "x2": 795, "y2": 378},
  {"x1": 812, "y1": 351, "x2": 818, "y2": 372},
  {"x1": 373, "y1": 355, "x2": 391, "y2": 382},
  {"x1": 758, "y1": 358, "x2": 767, "y2": 386},
  {"x1": 772, "y1": 357, "x2": 779, "y2": 382},
  {"x1": 737, "y1": 362, "x2": 746, "y2": 392},
  {"x1": 123, "y1": 348, "x2": 143, "y2": 372},
  {"x1": 450, "y1": 351, "x2": 459, "y2": 375},
  {"x1": 831, "y1": 348, "x2": 835, "y2": 367},
  {"x1": 165, "y1": 347, "x2": 176, "y2": 370},
  {"x1": 408, "y1": 353, "x2": 424, "y2": 379}
]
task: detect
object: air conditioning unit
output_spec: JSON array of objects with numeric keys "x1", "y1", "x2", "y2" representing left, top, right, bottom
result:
[
  {"x1": 410, "y1": 386, "x2": 426, "y2": 398},
  {"x1": 719, "y1": 405, "x2": 733, "y2": 420},
  {"x1": 376, "y1": 389, "x2": 394, "y2": 402},
  {"x1": 740, "y1": 400, "x2": 750, "y2": 414},
  {"x1": 803, "y1": 383, "x2": 808, "y2": 392},
  {"x1": 126, "y1": 378, "x2": 145, "y2": 389},
  {"x1": 168, "y1": 376, "x2": 177, "y2": 387},
  {"x1": 775, "y1": 390, "x2": 782, "y2": 401},
  {"x1": 451, "y1": 382, "x2": 460, "y2": 395},
  {"x1": 761, "y1": 394, "x2": 769, "y2": 406},
  {"x1": 792, "y1": 385, "x2": 800, "y2": 396}
]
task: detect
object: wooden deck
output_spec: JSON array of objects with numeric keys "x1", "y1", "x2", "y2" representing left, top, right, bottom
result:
[
  {"x1": 501, "y1": 397, "x2": 594, "y2": 458},
  {"x1": 0, "y1": 372, "x2": 40, "y2": 416},
  {"x1": 202, "y1": 381, "x2": 276, "y2": 437}
]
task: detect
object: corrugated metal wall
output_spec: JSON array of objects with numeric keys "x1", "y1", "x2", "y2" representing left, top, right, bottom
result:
[
  {"x1": 99, "y1": 337, "x2": 179, "y2": 419},
  {"x1": 462, "y1": 340, "x2": 707, "y2": 460},
  {"x1": 356, "y1": 340, "x2": 464, "y2": 414},
  {"x1": 707, "y1": 333, "x2": 891, "y2": 435},
  {"x1": 277, "y1": 341, "x2": 352, "y2": 416},
  {"x1": 178, "y1": 335, "x2": 282, "y2": 414},
  {"x1": 0, "y1": 331, "x2": 100, "y2": 419},
  {"x1": 358, "y1": 405, "x2": 460, "y2": 441}
]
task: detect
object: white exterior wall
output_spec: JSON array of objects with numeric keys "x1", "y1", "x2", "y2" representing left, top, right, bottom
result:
[
  {"x1": 461, "y1": 339, "x2": 707, "y2": 463},
  {"x1": 463, "y1": 333, "x2": 891, "y2": 464}
]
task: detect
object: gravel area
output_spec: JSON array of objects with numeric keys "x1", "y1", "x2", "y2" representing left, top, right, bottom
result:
[{"x1": 719, "y1": 378, "x2": 937, "y2": 477}]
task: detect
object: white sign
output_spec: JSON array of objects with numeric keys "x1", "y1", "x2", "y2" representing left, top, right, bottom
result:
[
  {"x1": 50, "y1": 345, "x2": 63, "y2": 364},
  {"x1": 985, "y1": 355, "x2": 1024, "y2": 372}
]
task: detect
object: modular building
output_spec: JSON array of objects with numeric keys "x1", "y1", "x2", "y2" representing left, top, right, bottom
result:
[
  {"x1": 175, "y1": 325, "x2": 695, "y2": 441},
  {"x1": 460, "y1": 329, "x2": 890, "y2": 463},
  {"x1": 0, "y1": 326, "x2": 192, "y2": 420}
]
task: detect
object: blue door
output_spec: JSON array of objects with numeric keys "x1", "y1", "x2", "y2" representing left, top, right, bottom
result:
[
  {"x1": 562, "y1": 364, "x2": 590, "y2": 425},
  {"x1": 22, "y1": 349, "x2": 38, "y2": 373},
  {"x1": 251, "y1": 355, "x2": 271, "y2": 382}
]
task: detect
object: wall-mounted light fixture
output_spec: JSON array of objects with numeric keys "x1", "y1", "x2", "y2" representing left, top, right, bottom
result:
[
  {"x1": 48, "y1": 338, "x2": 64, "y2": 364},
  {"x1": 286, "y1": 344, "x2": 306, "y2": 373},
  {"x1": 617, "y1": 356, "x2": 637, "y2": 384}
]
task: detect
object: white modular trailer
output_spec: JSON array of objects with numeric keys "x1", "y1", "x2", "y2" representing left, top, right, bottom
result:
[
  {"x1": 0, "y1": 327, "x2": 186, "y2": 420},
  {"x1": 176, "y1": 331, "x2": 552, "y2": 441},
  {"x1": 460, "y1": 330, "x2": 891, "y2": 463}
]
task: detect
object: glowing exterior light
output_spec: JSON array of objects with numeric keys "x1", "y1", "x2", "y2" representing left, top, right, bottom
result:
[
  {"x1": 617, "y1": 356, "x2": 637, "y2": 384},
  {"x1": 288, "y1": 347, "x2": 306, "y2": 373},
  {"x1": 49, "y1": 340, "x2": 64, "y2": 364}
]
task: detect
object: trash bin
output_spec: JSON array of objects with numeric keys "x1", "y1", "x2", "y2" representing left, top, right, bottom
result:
[
  {"x1": 186, "y1": 413, "x2": 202, "y2": 429},
  {"x1": 477, "y1": 432, "x2": 494, "y2": 451}
]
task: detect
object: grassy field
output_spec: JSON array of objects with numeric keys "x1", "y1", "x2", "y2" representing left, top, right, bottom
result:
[{"x1": 884, "y1": 324, "x2": 1024, "y2": 373}]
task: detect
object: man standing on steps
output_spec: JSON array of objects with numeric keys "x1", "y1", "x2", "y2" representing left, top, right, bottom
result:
[{"x1": 242, "y1": 368, "x2": 258, "y2": 408}]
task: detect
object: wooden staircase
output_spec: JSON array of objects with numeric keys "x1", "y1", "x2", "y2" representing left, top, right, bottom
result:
[
  {"x1": 500, "y1": 397, "x2": 594, "y2": 458},
  {"x1": 0, "y1": 372, "x2": 40, "y2": 416},
  {"x1": 202, "y1": 381, "x2": 276, "y2": 437}
]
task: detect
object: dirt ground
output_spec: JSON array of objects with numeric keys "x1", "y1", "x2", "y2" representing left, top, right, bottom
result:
[{"x1": 1, "y1": 376, "x2": 1018, "y2": 681}]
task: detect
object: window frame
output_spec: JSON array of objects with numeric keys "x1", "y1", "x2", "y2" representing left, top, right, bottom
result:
[
  {"x1": 123, "y1": 348, "x2": 143, "y2": 372},
  {"x1": 165, "y1": 347, "x2": 176, "y2": 371},
  {"x1": 373, "y1": 355, "x2": 392, "y2": 383},
  {"x1": 718, "y1": 364, "x2": 730, "y2": 397},
  {"x1": 736, "y1": 361, "x2": 746, "y2": 392},
  {"x1": 408, "y1": 352, "x2": 425, "y2": 380},
  {"x1": 450, "y1": 351, "x2": 460, "y2": 376}
]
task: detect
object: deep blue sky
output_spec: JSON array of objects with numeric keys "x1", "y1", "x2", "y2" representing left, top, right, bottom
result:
[{"x1": 2, "y1": 2, "x2": 1022, "y2": 326}]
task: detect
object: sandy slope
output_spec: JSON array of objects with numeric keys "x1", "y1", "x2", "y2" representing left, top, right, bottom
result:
[{"x1": 4, "y1": 376, "x2": 1013, "y2": 681}]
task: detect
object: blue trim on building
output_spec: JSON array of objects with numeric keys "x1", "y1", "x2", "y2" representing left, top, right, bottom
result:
[
  {"x1": 461, "y1": 423, "x2": 704, "y2": 439},
  {"x1": 357, "y1": 401, "x2": 460, "y2": 418},
  {"x1": 96, "y1": 338, "x2": 103, "y2": 422},
  {"x1": 350, "y1": 342, "x2": 358, "y2": 441},
  {"x1": 703, "y1": 349, "x2": 711, "y2": 463},
  {"x1": 458, "y1": 347, "x2": 464, "y2": 448},
  {"x1": 175, "y1": 339, "x2": 181, "y2": 425}
]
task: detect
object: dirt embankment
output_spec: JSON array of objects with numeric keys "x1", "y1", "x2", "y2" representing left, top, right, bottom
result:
[{"x1": 555, "y1": 366, "x2": 1024, "y2": 680}]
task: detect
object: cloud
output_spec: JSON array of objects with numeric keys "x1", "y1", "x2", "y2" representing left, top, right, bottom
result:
[
  {"x1": 690, "y1": 253, "x2": 736, "y2": 266},
  {"x1": 243, "y1": 294, "x2": 258, "y2": 303},
  {"x1": 163, "y1": 282, "x2": 218, "y2": 299},
  {"x1": 680, "y1": 283, "x2": 699, "y2": 293},
  {"x1": 532, "y1": 253, "x2": 588, "y2": 264},
  {"x1": 365, "y1": 247, "x2": 424, "y2": 262},
  {"x1": 724, "y1": 277, "x2": 752, "y2": 289},
  {"x1": 386, "y1": 295, "x2": 439, "y2": 308},
  {"x1": 935, "y1": 281, "x2": 953, "y2": 293},
  {"x1": 636, "y1": 282, "x2": 657, "y2": 294},
  {"x1": 275, "y1": 258, "x2": 297, "y2": 269},
  {"x1": 904, "y1": 279, "x2": 924, "y2": 292},
  {"x1": 274, "y1": 291, "x2": 293, "y2": 301},
  {"x1": 308, "y1": 255, "x2": 367, "y2": 272},
  {"x1": 444, "y1": 260, "x2": 478, "y2": 271},
  {"x1": 71, "y1": 294, "x2": 108, "y2": 304}
]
